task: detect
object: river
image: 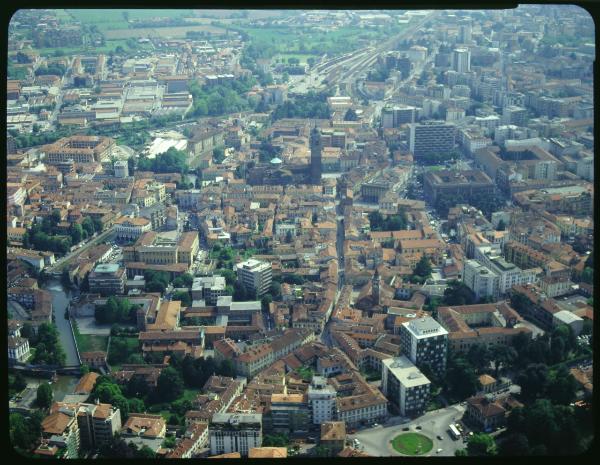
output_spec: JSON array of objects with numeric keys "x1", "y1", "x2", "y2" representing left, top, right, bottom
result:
[
  {"x1": 42, "y1": 280, "x2": 80, "y2": 367},
  {"x1": 22, "y1": 374, "x2": 79, "y2": 402}
]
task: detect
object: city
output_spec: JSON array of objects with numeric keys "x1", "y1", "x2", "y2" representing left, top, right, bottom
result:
[{"x1": 6, "y1": 6, "x2": 594, "y2": 459}]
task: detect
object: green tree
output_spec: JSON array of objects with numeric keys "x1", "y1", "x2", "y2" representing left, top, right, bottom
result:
[
  {"x1": 413, "y1": 255, "x2": 432, "y2": 279},
  {"x1": 466, "y1": 343, "x2": 492, "y2": 373},
  {"x1": 516, "y1": 363, "x2": 549, "y2": 402},
  {"x1": 344, "y1": 108, "x2": 358, "y2": 121},
  {"x1": 546, "y1": 366, "x2": 577, "y2": 405},
  {"x1": 36, "y1": 382, "x2": 53, "y2": 409},
  {"x1": 489, "y1": 345, "x2": 517, "y2": 378},
  {"x1": 467, "y1": 433, "x2": 497, "y2": 456},
  {"x1": 496, "y1": 219, "x2": 506, "y2": 231},
  {"x1": 499, "y1": 433, "x2": 530, "y2": 456},
  {"x1": 443, "y1": 280, "x2": 476, "y2": 306},
  {"x1": 213, "y1": 147, "x2": 225, "y2": 164},
  {"x1": 173, "y1": 290, "x2": 192, "y2": 307},
  {"x1": 156, "y1": 367, "x2": 184, "y2": 402}
]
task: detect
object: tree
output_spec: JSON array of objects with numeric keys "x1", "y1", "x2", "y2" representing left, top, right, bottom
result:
[
  {"x1": 546, "y1": 366, "x2": 577, "y2": 405},
  {"x1": 445, "y1": 353, "x2": 479, "y2": 400},
  {"x1": 466, "y1": 343, "x2": 492, "y2": 373},
  {"x1": 455, "y1": 448, "x2": 468, "y2": 457},
  {"x1": 413, "y1": 255, "x2": 432, "y2": 279},
  {"x1": 443, "y1": 280, "x2": 476, "y2": 306},
  {"x1": 499, "y1": 433, "x2": 530, "y2": 456},
  {"x1": 516, "y1": 363, "x2": 549, "y2": 402},
  {"x1": 12, "y1": 373, "x2": 27, "y2": 393},
  {"x1": 127, "y1": 397, "x2": 146, "y2": 414},
  {"x1": 157, "y1": 367, "x2": 184, "y2": 402},
  {"x1": 36, "y1": 382, "x2": 53, "y2": 409},
  {"x1": 489, "y1": 345, "x2": 517, "y2": 378},
  {"x1": 496, "y1": 219, "x2": 506, "y2": 231},
  {"x1": 344, "y1": 108, "x2": 358, "y2": 121},
  {"x1": 173, "y1": 290, "x2": 192, "y2": 307},
  {"x1": 213, "y1": 147, "x2": 225, "y2": 164},
  {"x1": 467, "y1": 433, "x2": 497, "y2": 456},
  {"x1": 10, "y1": 411, "x2": 44, "y2": 451}
]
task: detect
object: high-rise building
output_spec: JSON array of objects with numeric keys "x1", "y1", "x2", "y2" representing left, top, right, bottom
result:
[
  {"x1": 114, "y1": 160, "x2": 129, "y2": 178},
  {"x1": 381, "y1": 105, "x2": 417, "y2": 128},
  {"x1": 452, "y1": 48, "x2": 471, "y2": 73},
  {"x1": 209, "y1": 413, "x2": 262, "y2": 457},
  {"x1": 458, "y1": 22, "x2": 472, "y2": 44},
  {"x1": 88, "y1": 264, "x2": 126, "y2": 296},
  {"x1": 382, "y1": 356, "x2": 431, "y2": 416},
  {"x1": 307, "y1": 376, "x2": 336, "y2": 425},
  {"x1": 462, "y1": 259, "x2": 500, "y2": 300},
  {"x1": 399, "y1": 317, "x2": 448, "y2": 375},
  {"x1": 310, "y1": 126, "x2": 322, "y2": 185},
  {"x1": 235, "y1": 259, "x2": 273, "y2": 297},
  {"x1": 408, "y1": 121, "x2": 456, "y2": 158}
]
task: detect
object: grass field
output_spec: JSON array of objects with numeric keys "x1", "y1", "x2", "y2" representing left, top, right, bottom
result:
[
  {"x1": 104, "y1": 24, "x2": 226, "y2": 39},
  {"x1": 274, "y1": 53, "x2": 319, "y2": 64},
  {"x1": 391, "y1": 433, "x2": 433, "y2": 456},
  {"x1": 33, "y1": 39, "x2": 151, "y2": 57},
  {"x1": 66, "y1": 9, "x2": 194, "y2": 31},
  {"x1": 77, "y1": 334, "x2": 109, "y2": 353}
]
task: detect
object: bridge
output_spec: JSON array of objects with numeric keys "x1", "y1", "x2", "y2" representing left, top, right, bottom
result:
[{"x1": 10, "y1": 363, "x2": 83, "y2": 378}]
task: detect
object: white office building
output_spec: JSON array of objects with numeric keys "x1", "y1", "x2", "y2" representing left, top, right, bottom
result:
[
  {"x1": 462, "y1": 259, "x2": 500, "y2": 300},
  {"x1": 382, "y1": 356, "x2": 431, "y2": 416},
  {"x1": 307, "y1": 376, "x2": 336, "y2": 425},
  {"x1": 452, "y1": 48, "x2": 471, "y2": 73},
  {"x1": 399, "y1": 317, "x2": 448, "y2": 376},
  {"x1": 209, "y1": 413, "x2": 262, "y2": 457},
  {"x1": 235, "y1": 259, "x2": 272, "y2": 297}
]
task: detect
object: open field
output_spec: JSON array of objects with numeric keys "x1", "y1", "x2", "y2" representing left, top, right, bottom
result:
[
  {"x1": 66, "y1": 9, "x2": 194, "y2": 30},
  {"x1": 32, "y1": 39, "x2": 153, "y2": 57},
  {"x1": 104, "y1": 24, "x2": 227, "y2": 39},
  {"x1": 77, "y1": 334, "x2": 109, "y2": 353}
]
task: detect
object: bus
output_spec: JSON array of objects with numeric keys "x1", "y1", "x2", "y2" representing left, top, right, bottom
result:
[{"x1": 448, "y1": 424, "x2": 461, "y2": 440}]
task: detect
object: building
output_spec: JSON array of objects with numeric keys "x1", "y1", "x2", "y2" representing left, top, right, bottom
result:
[
  {"x1": 381, "y1": 105, "x2": 417, "y2": 128},
  {"x1": 88, "y1": 263, "x2": 126, "y2": 296},
  {"x1": 235, "y1": 259, "x2": 272, "y2": 297},
  {"x1": 121, "y1": 413, "x2": 166, "y2": 452},
  {"x1": 269, "y1": 393, "x2": 310, "y2": 436},
  {"x1": 452, "y1": 48, "x2": 471, "y2": 73},
  {"x1": 209, "y1": 413, "x2": 262, "y2": 457},
  {"x1": 423, "y1": 169, "x2": 495, "y2": 205},
  {"x1": 553, "y1": 310, "x2": 584, "y2": 336},
  {"x1": 38, "y1": 407, "x2": 81, "y2": 458},
  {"x1": 399, "y1": 317, "x2": 448, "y2": 375},
  {"x1": 72, "y1": 402, "x2": 122, "y2": 450},
  {"x1": 192, "y1": 276, "x2": 228, "y2": 305},
  {"x1": 310, "y1": 126, "x2": 323, "y2": 185},
  {"x1": 8, "y1": 336, "x2": 30, "y2": 363},
  {"x1": 462, "y1": 259, "x2": 500, "y2": 300},
  {"x1": 307, "y1": 376, "x2": 336, "y2": 425},
  {"x1": 320, "y1": 422, "x2": 346, "y2": 456},
  {"x1": 42, "y1": 136, "x2": 115, "y2": 164},
  {"x1": 437, "y1": 302, "x2": 532, "y2": 352},
  {"x1": 248, "y1": 447, "x2": 287, "y2": 458},
  {"x1": 408, "y1": 121, "x2": 455, "y2": 158},
  {"x1": 382, "y1": 356, "x2": 431, "y2": 416},
  {"x1": 114, "y1": 160, "x2": 129, "y2": 178},
  {"x1": 114, "y1": 216, "x2": 152, "y2": 241}
]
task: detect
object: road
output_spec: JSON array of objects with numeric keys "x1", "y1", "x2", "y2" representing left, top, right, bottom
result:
[
  {"x1": 48, "y1": 226, "x2": 116, "y2": 274},
  {"x1": 351, "y1": 403, "x2": 467, "y2": 457}
]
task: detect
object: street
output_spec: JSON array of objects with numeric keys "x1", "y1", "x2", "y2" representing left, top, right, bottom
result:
[{"x1": 350, "y1": 403, "x2": 467, "y2": 457}]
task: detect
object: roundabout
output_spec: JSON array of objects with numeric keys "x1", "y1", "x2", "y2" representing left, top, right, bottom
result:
[{"x1": 390, "y1": 433, "x2": 433, "y2": 456}]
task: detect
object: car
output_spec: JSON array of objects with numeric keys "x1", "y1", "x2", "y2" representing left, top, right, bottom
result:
[
  {"x1": 373, "y1": 423, "x2": 379, "y2": 427},
  {"x1": 437, "y1": 435, "x2": 443, "y2": 441},
  {"x1": 436, "y1": 449, "x2": 443, "y2": 454},
  {"x1": 416, "y1": 426, "x2": 422, "y2": 430},
  {"x1": 402, "y1": 427, "x2": 410, "y2": 431}
]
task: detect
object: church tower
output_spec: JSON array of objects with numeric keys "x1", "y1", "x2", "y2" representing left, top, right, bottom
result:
[
  {"x1": 310, "y1": 125, "x2": 322, "y2": 185},
  {"x1": 372, "y1": 267, "x2": 381, "y2": 306}
]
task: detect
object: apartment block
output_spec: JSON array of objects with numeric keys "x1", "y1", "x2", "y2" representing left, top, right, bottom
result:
[{"x1": 382, "y1": 356, "x2": 431, "y2": 416}]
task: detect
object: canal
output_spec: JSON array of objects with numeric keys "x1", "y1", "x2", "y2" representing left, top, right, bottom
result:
[
  {"x1": 22, "y1": 374, "x2": 79, "y2": 402},
  {"x1": 42, "y1": 280, "x2": 80, "y2": 367}
]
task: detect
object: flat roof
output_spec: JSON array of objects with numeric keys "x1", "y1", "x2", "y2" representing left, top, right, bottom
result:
[
  {"x1": 94, "y1": 263, "x2": 119, "y2": 273},
  {"x1": 383, "y1": 356, "x2": 430, "y2": 388}
]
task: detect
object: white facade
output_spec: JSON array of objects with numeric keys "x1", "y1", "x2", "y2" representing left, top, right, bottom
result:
[
  {"x1": 236, "y1": 259, "x2": 272, "y2": 297},
  {"x1": 382, "y1": 356, "x2": 431, "y2": 416},
  {"x1": 8, "y1": 336, "x2": 30, "y2": 363},
  {"x1": 307, "y1": 376, "x2": 336, "y2": 425},
  {"x1": 462, "y1": 259, "x2": 500, "y2": 299},
  {"x1": 452, "y1": 48, "x2": 471, "y2": 73},
  {"x1": 114, "y1": 160, "x2": 129, "y2": 178},
  {"x1": 209, "y1": 413, "x2": 262, "y2": 457}
]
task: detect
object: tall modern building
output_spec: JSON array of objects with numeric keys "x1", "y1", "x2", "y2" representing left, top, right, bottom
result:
[
  {"x1": 381, "y1": 105, "x2": 417, "y2": 129},
  {"x1": 310, "y1": 125, "x2": 322, "y2": 185},
  {"x1": 458, "y1": 22, "x2": 472, "y2": 44},
  {"x1": 408, "y1": 121, "x2": 456, "y2": 158},
  {"x1": 382, "y1": 356, "x2": 431, "y2": 416},
  {"x1": 452, "y1": 48, "x2": 471, "y2": 73},
  {"x1": 209, "y1": 413, "x2": 262, "y2": 457},
  {"x1": 114, "y1": 160, "x2": 129, "y2": 178},
  {"x1": 399, "y1": 317, "x2": 448, "y2": 376},
  {"x1": 307, "y1": 376, "x2": 336, "y2": 425},
  {"x1": 235, "y1": 259, "x2": 273, "y2": 297}
]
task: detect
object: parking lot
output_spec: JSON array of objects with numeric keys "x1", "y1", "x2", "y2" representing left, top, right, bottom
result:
[{"x1": 350, "y1": 404, "x2": 469, "y2": 457}]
